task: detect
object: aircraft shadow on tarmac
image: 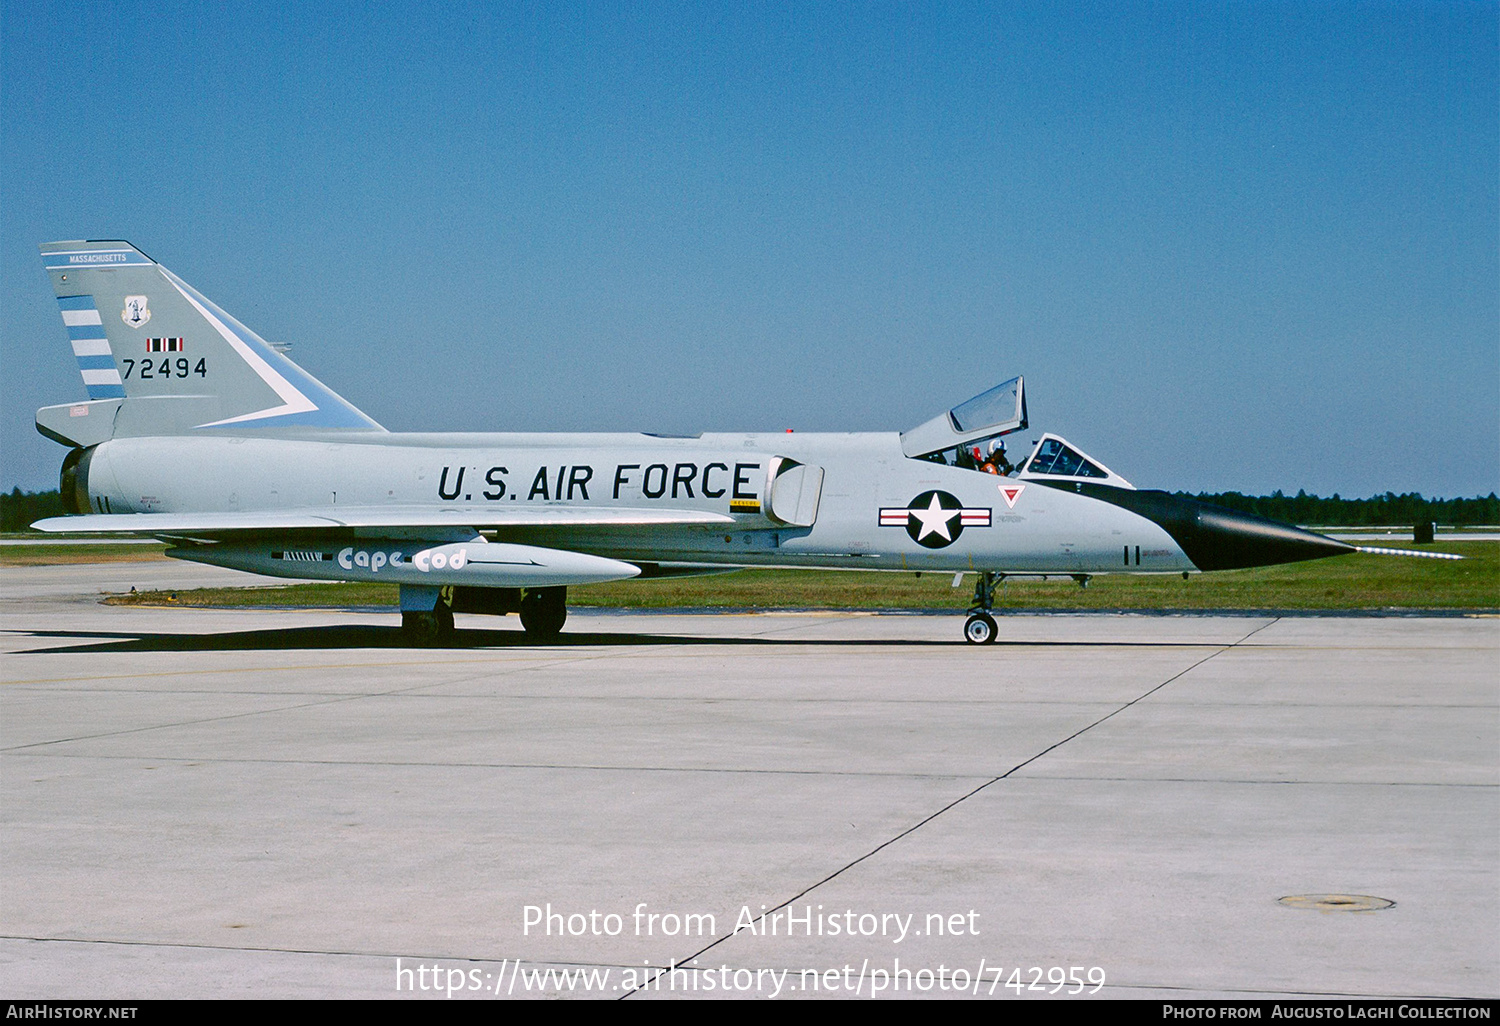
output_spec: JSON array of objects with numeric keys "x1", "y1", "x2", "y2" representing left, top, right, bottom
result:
[{"x1": 12, "y1": 624, "x2": 1225, "y2": 655}]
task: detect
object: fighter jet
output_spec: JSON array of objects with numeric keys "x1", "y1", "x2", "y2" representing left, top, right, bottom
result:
[{"x1": 31, "y1": 240, "x2": 1406, "y2": 644}]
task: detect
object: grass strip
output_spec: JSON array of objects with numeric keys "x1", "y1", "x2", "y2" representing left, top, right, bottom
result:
[
  {"x1": 102, "y1": 541, "x2": 1496, "y2": 611},
  {"x1": 1, "y1": 543, "x2": 169, "y2": 565}
]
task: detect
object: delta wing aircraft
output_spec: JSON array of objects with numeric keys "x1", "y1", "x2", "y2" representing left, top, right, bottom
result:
[{"x1": 33, "y1": 240, "x2": 1414, "y2": 643}]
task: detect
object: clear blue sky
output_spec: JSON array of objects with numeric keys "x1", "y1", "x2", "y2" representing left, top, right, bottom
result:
[{"x1": 3, "y1": 1, "x2": 1495, "y2": 498}]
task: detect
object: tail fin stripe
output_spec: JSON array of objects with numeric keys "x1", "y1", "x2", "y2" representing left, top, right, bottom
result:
[
  {"x1": 53, "y1": 294, "x2": 126, "y2": 400},
  {"x1": 163, "y1": 272, "x2": 318, "y2": 424},
  {"x1": 81, "y1": 369, "x2": 124, "y2": 387}
]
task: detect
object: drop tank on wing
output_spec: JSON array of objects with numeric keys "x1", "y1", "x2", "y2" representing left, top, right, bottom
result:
[{"x1": 169, "y1": 539, "x2": 642, "y2": 588}]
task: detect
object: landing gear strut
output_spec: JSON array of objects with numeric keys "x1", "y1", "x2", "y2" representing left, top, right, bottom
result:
[
  {"x1": 401, "y1": 587, "x2": 454, "y2": 646},
  {"x1": 963, "y1": 572, "x2": 1002, "y2": 645}
]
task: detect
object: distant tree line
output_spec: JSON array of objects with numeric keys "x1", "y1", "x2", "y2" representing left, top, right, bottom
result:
[
  {"x1": 2, "y1": 489, "x2": 65, "y2": 532},
  {"x1": 1180, "y1": 489, "x2": 1500, "y2": 527}
]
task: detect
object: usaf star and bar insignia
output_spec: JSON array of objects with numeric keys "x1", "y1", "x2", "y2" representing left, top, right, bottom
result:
[
  {"x1": 880, "y1": 490, "x2": 990, "y2": 548},
  {"x1": 879, "y1": 483, "x2": 1025, "y2": 548}
]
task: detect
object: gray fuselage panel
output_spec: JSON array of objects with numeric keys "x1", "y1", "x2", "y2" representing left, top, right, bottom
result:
[{"x1": 77, "y1": 431, "x2": 1194, "y2": 575}]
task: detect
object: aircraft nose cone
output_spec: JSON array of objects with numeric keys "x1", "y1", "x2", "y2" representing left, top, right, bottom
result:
[
  {"x1": 1051, "y1": 483, "x2": 1358, "y2": 572},
  {"x1": 1183, "y1": 502, "x2": 1356, "y2": 571}
]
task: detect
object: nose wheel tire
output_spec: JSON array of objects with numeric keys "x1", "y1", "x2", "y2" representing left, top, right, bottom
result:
[{"x1": 964, "y1": 612, "x2": 997, "y2": 645}]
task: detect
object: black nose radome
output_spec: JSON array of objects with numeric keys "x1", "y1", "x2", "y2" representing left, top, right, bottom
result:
[
  {"x1": 1180, "y1": 501, "x2": 1356, "y2": 570},
  {"x1": 1044, "y1": 483, "x2": 1357, "y2": 571}
]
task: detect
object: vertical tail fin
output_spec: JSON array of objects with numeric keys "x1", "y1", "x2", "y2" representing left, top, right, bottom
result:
[{"x1": 38, "y1": 241, "x2": 383, "y2": 440}]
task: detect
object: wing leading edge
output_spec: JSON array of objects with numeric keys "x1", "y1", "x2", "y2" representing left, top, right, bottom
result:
[{"x1": 32, "y1": 506, "x2": 736, "y2": 535}]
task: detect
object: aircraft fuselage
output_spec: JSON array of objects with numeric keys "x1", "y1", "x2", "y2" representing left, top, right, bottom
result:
[{"x1": 68, "y1": 430, "x2": 1198, "y2": 577}]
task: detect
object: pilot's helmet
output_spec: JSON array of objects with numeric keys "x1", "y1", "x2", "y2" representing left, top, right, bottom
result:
[{"x1": 989, "y1": 439, "x2": 1006, "y2": 455}]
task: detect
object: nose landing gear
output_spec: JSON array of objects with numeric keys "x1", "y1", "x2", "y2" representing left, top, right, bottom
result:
[
  {"x1": 964, "y1": 612, "x2": 997, "y2": 644},
  {"x1": 963, "y1": 571, "x2": 1002, "y2": 644}
]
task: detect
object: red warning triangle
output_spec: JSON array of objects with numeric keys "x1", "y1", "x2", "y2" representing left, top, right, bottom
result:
[{"x1": 999, "y1": 483, "x2": 1025, "y2": 509}]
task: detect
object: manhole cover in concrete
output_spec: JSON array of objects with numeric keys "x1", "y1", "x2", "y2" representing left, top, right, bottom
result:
[{"x1": 1278, "y1": 894, "x2": 1394, "y2": 912}]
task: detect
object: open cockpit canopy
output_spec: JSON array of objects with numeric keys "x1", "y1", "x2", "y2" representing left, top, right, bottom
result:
[
  {"x1": 902, "y1": 382, "x2": 1133, "y2": 488},
  {"x1": 901, "y1": 376, "x2": 1027, "y2": 459}
]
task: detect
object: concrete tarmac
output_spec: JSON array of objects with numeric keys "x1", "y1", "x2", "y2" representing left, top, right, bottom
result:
[{"x1": 1, "y1": 562, "x2": 1495, "y2": 1000}]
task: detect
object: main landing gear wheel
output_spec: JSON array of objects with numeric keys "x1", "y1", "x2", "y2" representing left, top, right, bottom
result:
[
  {"x1": 519, "y1": 586, "x2": 567, "y2": 639},
  {"x1": 963, "y1": 571, "x2": 1003, "y2": 644},
  {"x1": 964, "y1": 613, "x2": 997, "y2": 645}
]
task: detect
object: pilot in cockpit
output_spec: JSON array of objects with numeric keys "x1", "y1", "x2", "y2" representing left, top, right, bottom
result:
[{"x1": 985, "y1": 439, "x2": 1017, "y2": 476}]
